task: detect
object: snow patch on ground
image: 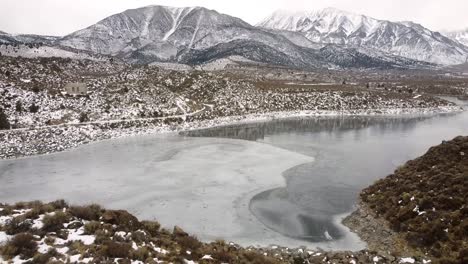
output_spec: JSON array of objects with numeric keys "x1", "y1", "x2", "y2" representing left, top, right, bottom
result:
[{"x1": 0, "y1": 231, "x2": 10, "y2": 245}]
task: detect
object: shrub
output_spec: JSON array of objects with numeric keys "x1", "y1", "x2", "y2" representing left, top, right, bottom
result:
[
  {"x1": 1, "y1": 233, "x2": 37, "y2": 259},
  {"x1": 29, "y1": 103, "x2": 40, "y2": 113},
  {"x1": 79, "y1": 112, "x2": 89, "y2": 123},
  {"x1": 141, "y1": 220, "x2": 160, "y2": 236},
  {"x1": 31, "y1": 248, "x2": 59, "y2": 264},
  {"x1": 15, "y1": 101, "x2": 22, "y2": 112},
  {"x1": 131, "y1": 246, "x2": 150, "y2": 261},
  {"x1": 42, "y1": 211, "x2": 70, "y2": 232},
  {"x1": 69, "y1": 205, "x2": 101, "y2": 221},
  {"x1": 212, "y1": 250, "x2": 235, "y2": 263},
  {"x1": 83, "y1": 221, "x2": 101, "y2": 235},
  {"x1": 101, "y1": 210, "x2": 141, "y2": 231},
  {"x1": 131, "y1": 230, "x2": 148, "y2": 243},
  {"x1": 242, "y1": 251, "x2": 280, "y2": 264},
  {"x1": 176, "y1": 235, "x2": 202, "y2": 251},
  {"x1": 49, "y1": 200, "x2": 68, "y2": 210},
  {"x1": 0, "y1": 108, "x2": 10, "y2": 130},
  {"x1": 103, "y1": 241, "x2": 131, "y2": 258},
  {"x1": 4, "y1": 217, "x2": 32, "y2": 235}
]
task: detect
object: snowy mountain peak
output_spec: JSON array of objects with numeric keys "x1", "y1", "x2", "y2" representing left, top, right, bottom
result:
[
  {"x1": 444, "y1": 28, "x2": 468, "y2": 47},
  {"x1": 59, "y1": 5, "x2": 253, "y2": 59},
  {"x1": 258, "y1": 8, "x2": 468, "y2": 65},
  {"x1": 258, "y1": 7, "x2": 375, "y2": 35},
  {"x1": 7, "y1": 4, "x2": 466, "y2": 67}
]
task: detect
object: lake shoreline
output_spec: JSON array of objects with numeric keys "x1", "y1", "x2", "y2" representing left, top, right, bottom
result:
[
  {"x1": 0, "y1": 201, "x2": 428, "y2": 264},
  {"x1": 0, "y1": 106, "x2": 462, "y2": 160}
]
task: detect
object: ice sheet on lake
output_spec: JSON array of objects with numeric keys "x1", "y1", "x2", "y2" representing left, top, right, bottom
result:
[{"x1": 0, "y1": 135, "x2": 365, "y2": 250}]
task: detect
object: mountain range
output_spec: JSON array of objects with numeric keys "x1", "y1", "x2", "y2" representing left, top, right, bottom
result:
[
  {"x1": 1, "y1": 5, "x2": 467, "y2": 69},
  {"x1": 258, "y1": 8, "x2": 468, "y2": 65},
  {"x1": 443, "y1": 28, "x2": 468, "y2": 47}
]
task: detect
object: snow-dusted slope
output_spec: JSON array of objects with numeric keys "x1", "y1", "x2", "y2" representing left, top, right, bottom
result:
[
  {"x1": 258, "y1": 8, "x2": 468, "y2": 65},
  {"x1": 0, "y1": 31, "x2": 59, "y2": 45},
  {"x1": 59, "y1": 6, "x2": 259, "y2": 60},
  {"x1": 444, "y1": 28, "x2": 468, "y2": 47},
  {"x1": 0, "y1": 44, "x2": 105, "y2": 60},
  {"x1": 57, "y1": 5, "x2": 429, "y2": 69}
]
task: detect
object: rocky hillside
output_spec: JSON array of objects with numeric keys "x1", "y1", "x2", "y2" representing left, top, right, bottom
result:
[
  {"x1": 258, "y1": 8, "x2": 468, "y2": 65},
  {"x1": 0, "y1": 201, "x2": 435, "y2": 264},
  {"x1": 357, "y1": 136, "x2": 468, "y2": 263}
]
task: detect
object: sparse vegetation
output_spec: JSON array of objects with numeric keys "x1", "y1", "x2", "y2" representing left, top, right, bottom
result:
[
  {"x1": 360, "y1": 136, "x2": 468, "y2": 263},
  {"x1": 0, "y1": 200, "x2": 402, "y2": 263},
  {"x1": 1, "y1": 233, "x2": 37, "y2": 259},
  {"x1": 68, "y1": 204, "x2": 102, "y2": 221},
  {"x1": 42, "y1": 211, "x2": 70, "y2": 232}
]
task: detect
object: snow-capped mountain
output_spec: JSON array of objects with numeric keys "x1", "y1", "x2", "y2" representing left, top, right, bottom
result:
[
  {"x1": 58, "y1": 5, "x2": 332, "y2": 67},
  {"x1": 0, "y1": 6, "x2": 435, "y2": 69},
  {"x1": 258, "y1": 8, "x2": 468, "y2": 65},
  {"x1": 55, "y1": 5, "x2": 429, "y2": 69},
  {"x1": 444, "y1": 28, "x2": 468, "y2": 47}
]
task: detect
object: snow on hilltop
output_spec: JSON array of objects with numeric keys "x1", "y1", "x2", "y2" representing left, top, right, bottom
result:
[
  {"x1": 1, "y1": 5, "x2": 467, "y2": 68},
  {"x1": 58, "y1": 5, "x2": 254, "y2": 60},
  {"x1": 258, "y1": 7, "x2": 468, "y2": 65},
  {"x1": 54, "y1": 5, "x2": 431, "y2": 69},
  {"x1": 443, "y1": 28, "x2": 468, "y2": 48}
]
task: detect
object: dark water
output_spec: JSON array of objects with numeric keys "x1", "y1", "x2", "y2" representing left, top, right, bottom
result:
[{"x1": 182, "y1": 108, "x2": 468, "y2": 242}]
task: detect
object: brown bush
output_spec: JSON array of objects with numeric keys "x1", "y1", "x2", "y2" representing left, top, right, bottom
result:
[
  {"x1": 83, "y1": 221, "x2": 101, "y2": 235},
  {"x1": 31, "y1": 248, "x2": 59, "y2": 264},
  {"x1": 1, "y1": 233, "x2": 37, "y2": 259},
  {"x1": 69, "y1": 204, "x2": 102, "y2": 221},
  {"x1": 102, "y1": 241, "x2": 131, "y2": 258},
  {"x1": 141, "y1": 220, "x2": 161, "y2": 236},
  {"x1": 176, "y1": 235, "x2": 202, "y2": 251},
  {"x1": 49, "y1": 200, "x2": 69, "y2": 210},
  {"x1": 131, "y1": 246, "x2": 150, "y2": 261},
  {"x1": 42, "y1": 211, "x2": 70, "y2": 232},
  {"x1": 242, "y1": 251, "x2": 281, "y2": 264},
  {"x1": 4, "y1": 217, "x2": 32, "y2": 235},
  {"x1": 101, "y1": 210, "x2": 141, "y2": 231},
  {"x1": 212, "y1": 250, "x2": 236, "y2": 263}
]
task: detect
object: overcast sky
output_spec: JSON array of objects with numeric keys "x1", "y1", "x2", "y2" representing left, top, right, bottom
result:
[{"x1": 1, "y1": 0, "x2": 467, "y2": 36}]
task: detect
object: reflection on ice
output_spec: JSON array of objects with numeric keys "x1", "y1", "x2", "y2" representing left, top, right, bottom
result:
[
  {"x1": 250, "y1": 188, "x2": 344, "y2": 242},
  {"x1": 183, "y1": 111, "x2": 468, "y2": 248}
]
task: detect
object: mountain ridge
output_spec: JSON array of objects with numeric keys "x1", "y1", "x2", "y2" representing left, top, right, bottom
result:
[
  {"x1": 55, "y1": 5, "x2": 429, "y2": 69},
  {"x1": 1, "y1": 5, "x2": 464, "y2": 68},
  {"x1": 443, "y1": 28, "x2": 468, "y2": 47},
  {"x1": 258, "y1": 7, "x2": 468, "y2": 65}
]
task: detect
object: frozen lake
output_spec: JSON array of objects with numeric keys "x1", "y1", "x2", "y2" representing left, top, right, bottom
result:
[{"x1": 1, "y1": 104, "x2": 467, "y2": 250}]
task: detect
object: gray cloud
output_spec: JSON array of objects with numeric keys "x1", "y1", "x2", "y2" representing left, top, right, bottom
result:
[{"x1": 0, "y1": 0, "x2": 466, "y2": 36}]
